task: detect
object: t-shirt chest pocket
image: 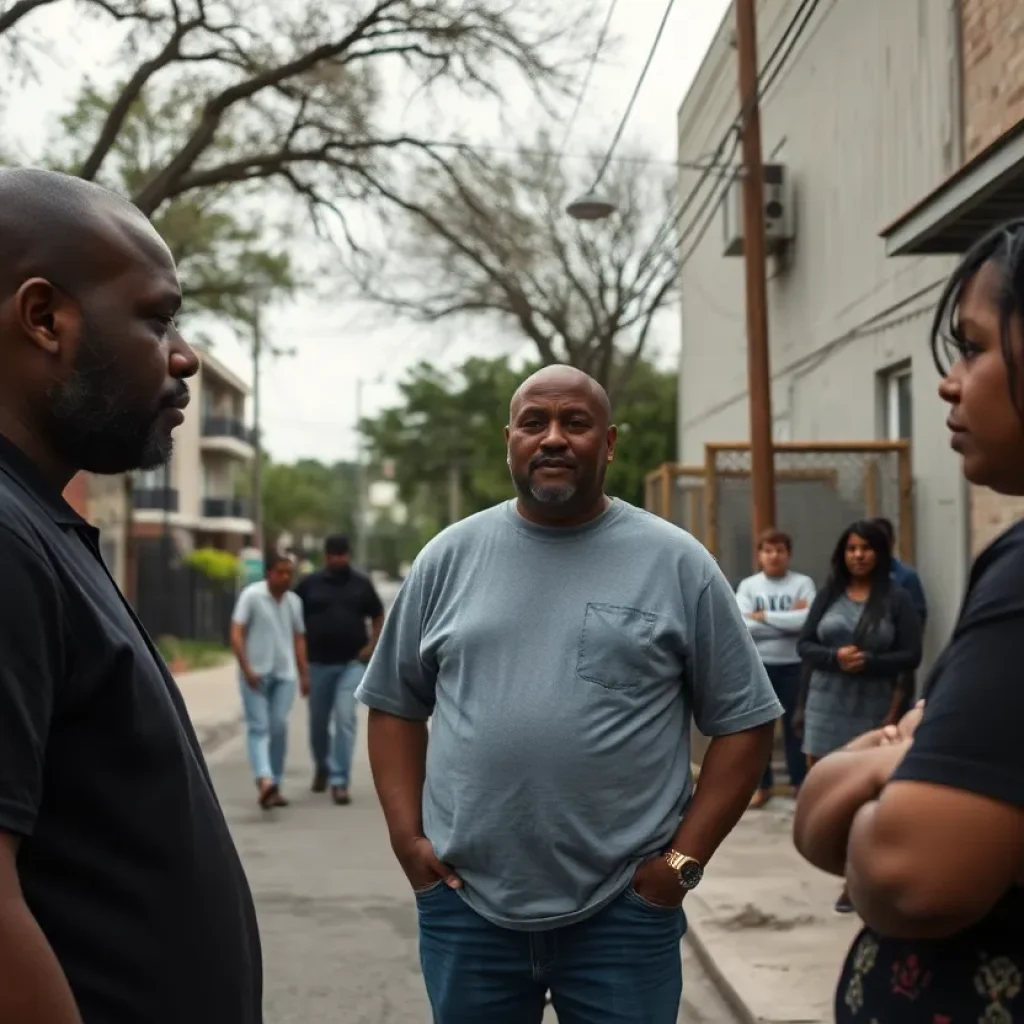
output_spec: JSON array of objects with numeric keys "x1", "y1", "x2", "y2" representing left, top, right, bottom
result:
[{"x1": 576, "y1": 602, "x2": 657, "y2": 691}]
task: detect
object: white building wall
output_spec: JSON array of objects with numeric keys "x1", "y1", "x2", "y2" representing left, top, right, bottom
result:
[{"x1": 677, "y1": 0, "x2": 966, "y2": 664}]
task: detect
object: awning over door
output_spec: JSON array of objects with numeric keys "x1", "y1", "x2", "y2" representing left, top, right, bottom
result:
[{"x1": 881, "y1": 121, "x2": 1024, "y2": 256}]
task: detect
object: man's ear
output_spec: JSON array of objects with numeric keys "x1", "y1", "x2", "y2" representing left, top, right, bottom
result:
[
  {"x1": 14, "y1": 278, "x2": 77, "y2": 359},
  {"x1": 606, "y1": 424, "x2": 618, "y2": 463}
]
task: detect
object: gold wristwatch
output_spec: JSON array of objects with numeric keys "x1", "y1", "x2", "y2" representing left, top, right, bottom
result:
[{"x1": 664, "y1": 849, "x2": 704, "y2": 891}]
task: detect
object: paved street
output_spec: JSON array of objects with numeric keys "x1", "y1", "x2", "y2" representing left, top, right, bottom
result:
[{"x1": 206, "y1": 703, "x2": 739, "y2": 1023}]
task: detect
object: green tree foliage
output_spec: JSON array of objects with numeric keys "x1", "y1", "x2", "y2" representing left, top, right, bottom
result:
[
  {"x1": 360, "y1": 355, "x2": 677, "y2": 536},
  {"x1": 54, "y1": 83, "x2": 295, "y2": 324},
  {"x1": 261, "y1": 457, "x2": 359, "y2": 546},
  {"x1": 183, "y1": 546, "x2": 240, "y2": 582}
]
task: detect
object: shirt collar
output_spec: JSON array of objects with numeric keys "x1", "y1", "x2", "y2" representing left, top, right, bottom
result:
[{"x1": 0, "y1": 431, "x2": 88, "y2": 528}]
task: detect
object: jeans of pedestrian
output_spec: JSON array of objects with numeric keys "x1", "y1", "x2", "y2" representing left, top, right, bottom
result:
[
  {"x1": 416, "y1": 882, "x2": 686, "y2": 1024},
  {"x1": 239, "y1": 673, "x2": 296, "y2": 786},
  {"x1": 308, "y1": 661, "x2": 366, "y2": 788},
  {"x1": 760, "y1": 662, "x2": 806, "y2": 792}
]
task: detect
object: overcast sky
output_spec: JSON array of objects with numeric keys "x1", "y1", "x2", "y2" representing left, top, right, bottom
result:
[{"x1": 4, "y1": 0, "x2": 732, "y2": 463}]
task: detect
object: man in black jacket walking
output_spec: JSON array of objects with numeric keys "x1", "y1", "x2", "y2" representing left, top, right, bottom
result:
[{"x1": 297, "y1": 535, "x2": 384, "y2": 805}]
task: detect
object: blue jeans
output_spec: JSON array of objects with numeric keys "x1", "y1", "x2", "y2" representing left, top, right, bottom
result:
[
  {"x1": 760, "y1": 662, "x2": 806, "y2": 791},
  {"x1": 308, "y1": 662, "x2": 365, "y2": 788},
  {"x1": 416, "y1": 882, "x2": 686, "y2": 1023},
  {"x1": 240, "y1": 673, "x2": 296, "y2": 785}
]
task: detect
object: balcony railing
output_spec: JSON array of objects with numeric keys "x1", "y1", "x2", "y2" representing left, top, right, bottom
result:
[
  {"x1": 201, "y1": 416, "x2": 253, "y2": 444},
  {"x1": 202, "y1": 497, "x2": 253, "y2": 519},
  {"x1": 133, "y1": 486, "x2": 179, "y2": 512}
]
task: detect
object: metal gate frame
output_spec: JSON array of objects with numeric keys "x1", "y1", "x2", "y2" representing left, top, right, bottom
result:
[{"x1": 702, "y1": 440, "x2": 914, "y2": 563}]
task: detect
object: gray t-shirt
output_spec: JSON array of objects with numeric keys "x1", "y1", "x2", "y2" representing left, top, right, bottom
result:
[
  {"x1": 355, "y1": 499, "x2": 781, "y2": 931},
  {"x1": 231, "y1": 581, "x2": 305, "y2": 679}
]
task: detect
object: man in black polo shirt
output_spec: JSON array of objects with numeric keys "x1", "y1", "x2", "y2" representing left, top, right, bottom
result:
[
  {"x1": 297, "y1": 535, "x2": 385, "y2": 804},
  {"x1": 0, "y1": 168, "x2": 260, "y2": 1022}
]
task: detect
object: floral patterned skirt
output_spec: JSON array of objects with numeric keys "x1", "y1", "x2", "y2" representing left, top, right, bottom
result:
[{"x1": 836, "y1": 928, "x2": 1024, "y2": 1023}]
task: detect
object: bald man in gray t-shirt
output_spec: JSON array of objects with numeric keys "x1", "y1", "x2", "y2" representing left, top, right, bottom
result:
[{"x1": 357, "y1": 365, "x2": 781, "y2": 1024}]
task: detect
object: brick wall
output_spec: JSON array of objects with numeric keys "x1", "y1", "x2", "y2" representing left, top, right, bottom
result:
[{"x1": 961, "y1": 0, "x2": 1024, "y2": 157}]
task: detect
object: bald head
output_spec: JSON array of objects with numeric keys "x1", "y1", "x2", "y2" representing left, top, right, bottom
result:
[
  {"x1": 505, "y1": 364, "x2": 617, "y2": 526},
  {"x1": 0, "y1": 168, "x2": 165, "y2": 297},
  {"x1": 0, "y1": 167, "x2": 197, "y2": 482},
  {"x1": 510, "y1": 365, "x2": 611, "y2": 425}
]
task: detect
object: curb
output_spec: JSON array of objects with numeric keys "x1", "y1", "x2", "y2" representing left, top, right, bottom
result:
[
  {"x1": 685, "y1": 926, "x2": 760, "y2": 1024},
  {"x1": 195, "y1": 716, "x2": 244, "y2": 757}
]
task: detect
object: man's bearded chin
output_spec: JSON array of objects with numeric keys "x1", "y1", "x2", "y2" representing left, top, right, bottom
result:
[
  {"x1": 510, "y1": 468, "x2": 578, "y2": 506},
  {"x1": 47, "y1": 333, "x2": 169, "y2": 474}
]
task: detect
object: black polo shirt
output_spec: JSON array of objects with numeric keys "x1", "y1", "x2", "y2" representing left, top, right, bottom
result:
[
  {"x1": 297, "y1": 567, "x2": 384, "y2": 664},
  {"x1": 0, "y1": 436, "x2": 261, "y2": 1022}
]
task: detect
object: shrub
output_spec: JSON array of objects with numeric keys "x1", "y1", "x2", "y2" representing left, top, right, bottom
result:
[{"x1": 184, "y1": 547, "x2": 241, "y2": 583}]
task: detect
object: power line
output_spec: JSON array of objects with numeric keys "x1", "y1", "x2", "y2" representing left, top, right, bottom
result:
[
  {"x1": 591, "y1": 0, "x2": 678, "y2": 189},
  {"x1": 646, "y1": 0, "x2": 822, "y2": 259},
  {"x1": 554, "y1": 0, "x2": 622, "y2": 160},
  {"x1": 425, "y1": 138, "x2": 722, "y2": 170}
]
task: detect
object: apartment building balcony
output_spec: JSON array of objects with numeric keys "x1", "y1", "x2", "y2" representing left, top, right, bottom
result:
[
  {"x1": 199, "y1": 496, "x2": 254, "y2": 534},
  {"x1": 133, "y1": 486, "x2": 179, "y2": 512},
  {"x1": 200, "y1": 415, "x2": 255, "y2": 459}
]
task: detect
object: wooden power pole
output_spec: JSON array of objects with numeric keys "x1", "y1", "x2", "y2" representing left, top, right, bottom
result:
[
  {"x1": 735, "y1": 0, "x2": 777, "y2": 541},
  {"x1": 251, "y1": 300, "x2": 264, "y2": 551}
]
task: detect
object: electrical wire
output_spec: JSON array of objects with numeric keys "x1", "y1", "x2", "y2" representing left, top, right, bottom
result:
[
  {"x1": 645, "y1": 0, "x2": 822, "y2": 260},
  {"x1": 554, "y1": 0, "x2": 622, "y2": 161},
  {"x1": 591, "y1": 0, "x2": 678, "y2": 189}
]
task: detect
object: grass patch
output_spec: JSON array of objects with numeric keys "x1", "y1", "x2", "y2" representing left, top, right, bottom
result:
[{"x1": 157, "y1": 636, "x2": 232, "y2": 673}]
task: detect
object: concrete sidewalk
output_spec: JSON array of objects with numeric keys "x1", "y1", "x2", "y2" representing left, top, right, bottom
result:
[
  {"x1": 174, "y1": 661, "x2": 243, "y2": 751},
  {"x1": 685, "y1": 797, "x2": 860, "y2": 1023}
]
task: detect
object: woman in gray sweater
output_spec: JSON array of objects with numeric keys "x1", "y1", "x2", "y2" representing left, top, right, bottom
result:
[{"x1": 796, "y1": 519, "x2": 922, "y2": 911}]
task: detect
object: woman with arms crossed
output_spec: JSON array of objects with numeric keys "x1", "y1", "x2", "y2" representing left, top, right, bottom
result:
[{"x1": 794, "y1": 220, "x2": 1024, "y2": 1022}]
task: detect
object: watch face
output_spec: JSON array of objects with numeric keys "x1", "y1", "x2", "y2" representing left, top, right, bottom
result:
[{"x1": 680, "y1": 860, "x2": 704, "y2": 889}]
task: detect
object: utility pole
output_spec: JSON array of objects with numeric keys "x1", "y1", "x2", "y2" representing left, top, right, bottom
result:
[
  {"x1": 447, "y1": 459, "x2": 462, "y2": 524},
  {"x1": 251, "y1": 299, "x2": 264, "y2": 551},
  {"x1": 735, "y1": 0, "x2": 777, "y2": 542},
  {"x1": 354, "y1": 378, "x2": 368, "y2": 568}
]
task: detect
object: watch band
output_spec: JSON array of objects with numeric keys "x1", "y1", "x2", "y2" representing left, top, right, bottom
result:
[{"x1": 664, "y1": 849, "x2": 704, "y2": 890}]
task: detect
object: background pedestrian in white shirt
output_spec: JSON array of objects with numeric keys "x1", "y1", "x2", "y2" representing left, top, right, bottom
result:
[{"x1": 736, "y1": 529, "x2": 816, "y2": 807}]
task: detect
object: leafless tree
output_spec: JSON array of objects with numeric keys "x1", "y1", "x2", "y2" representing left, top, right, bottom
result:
[
  {"x1": 4, "y1": 0, "x2": 596, "y2": 220},
  {"x1": 343, "y1": 134, "x2": 680, "y2": 400}
]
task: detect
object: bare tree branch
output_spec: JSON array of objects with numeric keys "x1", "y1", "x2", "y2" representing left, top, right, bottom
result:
[
  {"x1": 0, "y1": 0, "x2": 59, "y2": 35},
  {"x1": 343, "y1": 133, "x2": 679, "y2": 392}
]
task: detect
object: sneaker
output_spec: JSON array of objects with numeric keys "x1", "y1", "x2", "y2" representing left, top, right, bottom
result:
[
  {"x1": 331, "y1": 786, "x2": 351, "y2": 806},
  {"x1": 834, "y1": 892, "x2": 855, "y2": 914},
  {"x1": 311, "y1": 767, "x2": 327, "y2": 794}
]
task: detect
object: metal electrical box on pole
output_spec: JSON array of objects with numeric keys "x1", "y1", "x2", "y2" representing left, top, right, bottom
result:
[{"x1": 735, "y1": 0, "x2": 777, "y2": 542}]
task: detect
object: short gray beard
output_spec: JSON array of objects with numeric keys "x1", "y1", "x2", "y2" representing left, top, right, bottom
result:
[{"x1": 529, "y1": 481, "x2": 577, "y2": 505}]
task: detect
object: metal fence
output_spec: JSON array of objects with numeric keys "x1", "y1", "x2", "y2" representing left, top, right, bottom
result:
[
  {"x1": 644, "y1": 464, "x2": 706, "y2": 539},
  {"x1": 705, "y1": 442, "x2": 913, "y2": 588},
  {"x1": 134, "y1": 539, "x2": 237, "y2": 645},
  {"x1": 645, "y1": 441, "x2": 913, "y2": 588}
]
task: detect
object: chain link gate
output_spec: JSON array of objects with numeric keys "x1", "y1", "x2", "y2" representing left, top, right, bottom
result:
[{"x1": 704, "y1": 441, "x2": 913, "y2": 587}]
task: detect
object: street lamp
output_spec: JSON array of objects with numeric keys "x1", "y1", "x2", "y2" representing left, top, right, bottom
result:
[
  {"x1": 566, "y1": 190, "x2": 616, "y2": 221},
  {"x1": 354, "y1": 374, "x2": 386, "y2": 568}
]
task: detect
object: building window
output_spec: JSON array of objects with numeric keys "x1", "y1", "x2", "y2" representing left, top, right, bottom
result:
[
  {"x1": 882, "y1": 365, "x2": 912, "y2": 441},
  {"x1": 135, "y1": 466, "x2": 169, "y2": 490}
]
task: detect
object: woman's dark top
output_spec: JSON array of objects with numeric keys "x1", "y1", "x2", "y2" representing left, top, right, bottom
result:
[
  {"x1": 797, "y1": 584, "x2": 922, "y2": 758},
  {"x1": 835, "y1": 520, "x2": 1024, "y2": 1023}
]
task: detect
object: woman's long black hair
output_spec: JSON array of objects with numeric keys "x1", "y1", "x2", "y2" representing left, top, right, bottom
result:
[
  {"x1": 930, "y1": 217, "x2": 1024, "y2": 424},
  {"x1": 820, "y1": 519, "x2": 893, "y2": 641}
]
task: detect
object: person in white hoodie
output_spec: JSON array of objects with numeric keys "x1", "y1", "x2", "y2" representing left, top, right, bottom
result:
[{"x1": 736, "y1": 528, "x2": 816, "y2": 807}]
